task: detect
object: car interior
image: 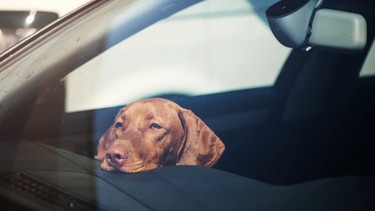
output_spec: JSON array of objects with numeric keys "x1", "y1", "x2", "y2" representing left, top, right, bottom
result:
[{"x1": 0, "y1": 0, "x2": 374, "y2": 210}]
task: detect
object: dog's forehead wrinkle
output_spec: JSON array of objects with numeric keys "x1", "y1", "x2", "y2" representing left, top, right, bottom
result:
[
  {"x1": 121, "y1": 115, "x2": 126, "y2": 121},
  {"x1": 144, "y1": 112, "x2": 155, "y2": 120},
  {"x1": 127, "y1": 103, "x2": 173, "y2": 123}
]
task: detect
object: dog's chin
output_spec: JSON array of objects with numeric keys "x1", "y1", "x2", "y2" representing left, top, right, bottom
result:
[
  {"x1": 118, "y1": 162, "x2": 146, "y2": 173},
  {"x1": 100, "y1": 161, "x2": 116, "y2": 172},
  {"x1": 100, "y1": 160, "x2": 148, "y2": 173}
]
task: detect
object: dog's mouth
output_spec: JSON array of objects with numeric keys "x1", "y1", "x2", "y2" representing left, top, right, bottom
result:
[{"x1": 101, "y1": 160, "x2": 145, "y2": 173}]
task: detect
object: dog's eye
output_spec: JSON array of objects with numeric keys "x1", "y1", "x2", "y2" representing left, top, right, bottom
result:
[
  {"x1": 150, "y1": 123, "x2": 161, "y2": 129},
  {"x1": 114, "y1": 122, "x2": 123, "y2": 129}
]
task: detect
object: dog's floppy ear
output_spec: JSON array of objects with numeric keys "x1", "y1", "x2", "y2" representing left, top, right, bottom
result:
[{"x1": 176, "y1": 109, "x2": 225, "y2": 167}]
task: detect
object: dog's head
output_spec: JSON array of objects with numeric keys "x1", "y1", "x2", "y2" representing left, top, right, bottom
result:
[{"x1": 97, "y1": 98, "x2": 225, "y2": 173}]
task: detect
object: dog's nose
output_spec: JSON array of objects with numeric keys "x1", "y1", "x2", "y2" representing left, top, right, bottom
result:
[{"x1": 106, "y1": 147, "x2": 128, "y2": 164}]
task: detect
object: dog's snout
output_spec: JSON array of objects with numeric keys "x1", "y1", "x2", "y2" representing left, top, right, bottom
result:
[{"x1": 106, "y1": 147, "x2": 128, "y2": 164}]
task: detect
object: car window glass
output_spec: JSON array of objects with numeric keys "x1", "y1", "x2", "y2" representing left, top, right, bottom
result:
[{"x1": 64, "y1": 0, "x2": 291, "y2": 112}]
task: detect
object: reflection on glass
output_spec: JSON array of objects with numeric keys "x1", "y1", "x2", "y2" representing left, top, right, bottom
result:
[
  {"x1": 0, "y1": 28, "x2": 37, "y2": 51},
  {"x1": 0, "y1": 10, "x2": 58, "y2": 53}
]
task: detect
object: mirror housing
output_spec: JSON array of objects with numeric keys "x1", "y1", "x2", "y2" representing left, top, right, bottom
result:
[
  {"x1": 266, "y1": 0, "x2": 367, "y2": 53},
  {"x1": 309, "y1": 9, "x2": 367, "y2": 52},
  {"x1": 266, "y1": 0, "x2": 318, "y2": 48}
]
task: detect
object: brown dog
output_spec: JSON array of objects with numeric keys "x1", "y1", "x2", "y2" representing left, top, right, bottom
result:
[{"x1": 97, "y1": 98, "x2": 225, "y2": 173}]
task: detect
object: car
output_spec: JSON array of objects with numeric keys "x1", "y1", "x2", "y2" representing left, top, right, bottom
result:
[{"x1": 0, "y1": 0, "x2": 374, "y2": 210}]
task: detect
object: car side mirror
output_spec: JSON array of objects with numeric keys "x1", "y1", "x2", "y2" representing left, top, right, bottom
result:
[{"x1": 266, "y1": 0, "x2": 367, "y2": 53}]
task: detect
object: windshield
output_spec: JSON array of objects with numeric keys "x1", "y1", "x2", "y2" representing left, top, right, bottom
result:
[
  {"x1": 0, "y1": 0, "x2": 374, "y2": 188},
  {"x1": 0, "y1": 0, "x2": 374, "y2": 210}
]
